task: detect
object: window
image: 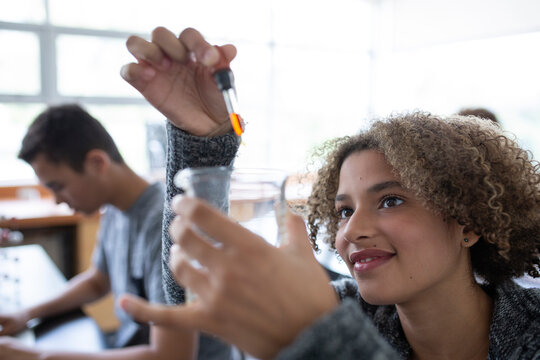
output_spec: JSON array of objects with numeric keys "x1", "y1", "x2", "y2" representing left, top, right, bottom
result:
[
  {"x1": 0, "y1": 0, "x2": 45, "y2": 24},
  {"x1": 0, "y1": 30, "x2": 40, "y2": 95},
  {"x1": 56, "y1": 35, "x2": 138, "y2": 97},
  {"x1": 2, "y1": 0, "x2": 539, "y2": 186},
  {"x1": 0, "y1": 104, "x2": 45, "y2": 182},
  {"x1": 0, "y1": 0, "x2": 375, "y2": 184}
]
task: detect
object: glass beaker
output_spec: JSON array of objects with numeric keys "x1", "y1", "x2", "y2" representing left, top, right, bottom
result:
[{"x1": 173, "y1": 166, "x2": 289, "y2": 302}]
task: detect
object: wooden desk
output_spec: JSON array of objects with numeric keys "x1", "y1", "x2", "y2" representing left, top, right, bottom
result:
[
  {"x1": 0, "y1": 183, "x2": 84, "y2": 231},
  {"x1": 0, "y1": 198, "x2": 82, "y2": 229},
  {"x1": 0, "y1": 185, "x2": 117, "y2": 332},
  {"x1": 0, "y1": 185, "x2": 100, "y2": 277},
  {"x1": 0, "y1": 244, "x2": 105, "y2": 351}
]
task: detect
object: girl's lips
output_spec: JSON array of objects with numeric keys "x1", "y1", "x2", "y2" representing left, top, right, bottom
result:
[{"x1": 350, "y1": 249, "x2": 395, "y2": 273}]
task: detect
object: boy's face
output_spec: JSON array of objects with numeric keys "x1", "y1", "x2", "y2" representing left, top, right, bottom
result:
[{"x1": 30, "y1": 153, "x2": 106, "y2": 215}]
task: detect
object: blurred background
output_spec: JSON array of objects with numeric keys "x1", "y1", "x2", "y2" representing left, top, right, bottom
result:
[{"x1": 1, "y1": 0, "x2": 540, "y2": 184}]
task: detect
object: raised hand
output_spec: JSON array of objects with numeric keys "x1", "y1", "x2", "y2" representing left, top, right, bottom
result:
[
  {"x1": 121, "y1": 27, "x2": 237, "y2": 136},
  {"x1": 119, "y1": 197, "x2": 338, "y2": 360}
]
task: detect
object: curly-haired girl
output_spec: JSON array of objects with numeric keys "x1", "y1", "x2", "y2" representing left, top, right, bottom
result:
[{"x1": 303, "y1": 111, "x2": 540, "y2": 359}]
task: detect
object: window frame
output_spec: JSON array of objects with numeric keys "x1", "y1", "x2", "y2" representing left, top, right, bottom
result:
[{"x1": 0, "y1": 19, "x2": 146, "y2": 106}]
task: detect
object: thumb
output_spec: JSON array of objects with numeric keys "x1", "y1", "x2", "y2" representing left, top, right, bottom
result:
[
  {"x1": 219, "y1": 44, "x2": 237, "y2": 63},
  {"x1": 283, "y1": 212, "x2": 314, "y2": 257},
  {"x1": 118, "y1": 294, "x2": 197, "y2": 330}
]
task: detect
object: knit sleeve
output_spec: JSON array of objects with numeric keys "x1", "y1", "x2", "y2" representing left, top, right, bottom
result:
[
  {"x1": 275, "y1": 299, "x2": 400, "y2": 360},
  {"x1": 162, "y1": 122, "x2": 240, "y2": 305}
]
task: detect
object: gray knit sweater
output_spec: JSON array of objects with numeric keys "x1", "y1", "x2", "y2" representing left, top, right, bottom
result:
[
  {"x1": 163, "y1": 122, "x2": 240, "y2": 359},
  {"x1": 276, "y1": 278, "x2": 540, "y2": 359}
]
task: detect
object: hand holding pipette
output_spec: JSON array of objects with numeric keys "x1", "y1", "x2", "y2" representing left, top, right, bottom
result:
[{"x1": 121, "y1": 27, "x2": 240, "y2": 137}]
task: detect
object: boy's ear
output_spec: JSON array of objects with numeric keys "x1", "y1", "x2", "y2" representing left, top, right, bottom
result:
[{"x1": 84, "y1": 149, "x2": 111, "y2": 175}]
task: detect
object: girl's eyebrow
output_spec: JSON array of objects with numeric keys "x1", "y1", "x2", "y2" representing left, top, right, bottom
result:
[
  {"x1": 367, "y1": 180, "x2": 402, "y2": 193},
  {"x1": 335, "y1": 193, "x2": 349, "y2": 202},
  {"x1": 335, "y1": 181, "x2": 402, "y2": 203}
]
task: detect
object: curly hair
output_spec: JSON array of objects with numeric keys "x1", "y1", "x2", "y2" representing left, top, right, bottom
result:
[
  {"x1": 307, "y1": 111, "x2": 540, "y2": 285},
  {"x1": 458, "y1": 107, "x2": 499, "y2": 124}
]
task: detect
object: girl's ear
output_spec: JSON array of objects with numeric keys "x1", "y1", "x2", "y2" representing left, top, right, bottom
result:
[{"x1": 462, "y1": 227, "x2": 481, "y2": 248}]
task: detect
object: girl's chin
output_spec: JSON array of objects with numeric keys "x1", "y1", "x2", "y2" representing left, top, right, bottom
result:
[
  {"x1": 357, "y1": 284, "x2": 398, "y2": 305},
  {"x1": 360, "y1": 295, "x2": 395, "y2": 306}
]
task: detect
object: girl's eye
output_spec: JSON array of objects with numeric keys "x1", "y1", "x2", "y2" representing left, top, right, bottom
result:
[
  {"x1": 381, "y1": 196, "x2": 404, "y2": 209},
  {"x1": 336, "y1": 207, "x2": 354, "y2": 220}
]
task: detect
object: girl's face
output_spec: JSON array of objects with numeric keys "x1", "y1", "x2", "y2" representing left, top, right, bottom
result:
[{"x1": 335, "y1": 150, "x2": 469, "y2": 306}]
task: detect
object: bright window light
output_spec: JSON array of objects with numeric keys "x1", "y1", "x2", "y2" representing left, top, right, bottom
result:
[
  {"x1": 57, "y1": 35, "x2": 139, "y2": 97},
  {"x1": 0, "y1": 0, "x2": 45, "y2": 24},
  {"x1": 0, "y1": 30, "x2": 40, "y2": 95},
  {"x1": 1, "y1": 0, "x2": 539, "y2": 185}
]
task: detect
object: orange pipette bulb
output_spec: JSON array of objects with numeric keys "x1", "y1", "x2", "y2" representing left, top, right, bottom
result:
[{"x1": 229, "y1": 113, "x2": 244, "y2": 136}]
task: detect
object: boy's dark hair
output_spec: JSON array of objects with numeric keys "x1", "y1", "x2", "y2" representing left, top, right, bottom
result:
[{"x1": 18, "y1": 104, "x2": 124, "y2": 172}]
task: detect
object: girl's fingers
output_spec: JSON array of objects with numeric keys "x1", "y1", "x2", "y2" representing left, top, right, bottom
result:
[
  {"x1": 178, "y1": 27, "x2": 220, "y2": 67},
  {"x1": 171, "y1": 196, "x2": 269, "y2": 250},
  {"x1": 120, "y1": 62, "x2": 156, "y2": 85},
  {"x1": 169, "y1": 245, "x2": 211, "y2": 298},
  {"x1": 118, "y1": 294, "x2": 207, "y2": 330},
  {"x1": 125, "y1": 35, "x2": 166, "y2": 67},
  {"x1": 220, "y1": 44, "x2": 237, "y2": 63},
  {"x1": 151, "y1": 26, "x2": 189, "y2": 63},
  {"x1": 282, "y1": 212, "x2": 314, "y2": 257},
  {"x1": 170, "y1": 219, "x2": 223, "y2": 269},
  {"x1": 126, "y1": 28, "x2": 237, "y2": 78}
]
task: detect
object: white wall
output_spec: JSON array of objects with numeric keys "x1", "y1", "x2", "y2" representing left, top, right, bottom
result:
[
  {"x1": 387, "y1": 0, "x2": 540, "y2": 49},
  {"x1": 368, "y1": 0, "x2": 540, "y2": 158}
]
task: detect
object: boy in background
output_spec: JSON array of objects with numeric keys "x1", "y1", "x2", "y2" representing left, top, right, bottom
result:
[{"x1": 0, "y1": 104, "x2": 165, "y2": 350}]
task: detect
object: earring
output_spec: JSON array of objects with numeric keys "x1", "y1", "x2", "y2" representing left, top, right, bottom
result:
[{"x1": 464, "y1": 238, "x2": 469, "y2": 243}]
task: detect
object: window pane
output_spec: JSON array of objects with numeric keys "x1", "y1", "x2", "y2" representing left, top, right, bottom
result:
[
  {"x1": 85, "y1": 104, "x2": 166, "y2": 177},
  {"x1": 0, "y1": 0, "x2": 45, "y2": 24},
  {"x1": 49, "y1": 0, "x2": 145, "y2": 32},
  {"x1": 232, "y1": 42, "x2": 273, "y2": 113},
  {"x1": 273, "y1": 0, "x2": 373, "y2": 50},
  {"x1": 0, "y1": 30, "x2": 40, "y2": 95},
  {"x1": 173, "y1": 0, "x2": 273, "y2": 43},
  {"x1": 233, "y1": 45, "x2": 371, "y2": 172},
  {"x1": 227, "y1": 42, "x2": 273, "y2": 170},
  {"x1": 49, "y1": 0, "x2": 272, "y2": 41},
  {"x1": 269, "y1": 46, "x2": 371, "y2": 171},
  {"x1": 374, "y1": 32, "x2": 540, "y2": 159},
  {"x1": 0, "y1": 103, "x2": 46, "y2": 184},
  {"x1": 57, "y1": 35, "x2": 139, "y2": 97}
]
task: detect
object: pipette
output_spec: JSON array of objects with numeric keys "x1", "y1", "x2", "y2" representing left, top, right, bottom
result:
[{"x1": 212, "y1": 47, "x2": 245, "y2": 136}]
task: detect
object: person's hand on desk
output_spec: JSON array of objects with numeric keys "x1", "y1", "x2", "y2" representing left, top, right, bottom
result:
[
  {"x1": 119, "y1": 196, "x2": 339, "y2": 360},
  {"x1": 0, "y1": 310, "x2": 31, "y2": 337},
  {"x1": 121, "y1": 26, "x2": 235, "y2": 136},
  {"x1": 0, "y1": 337, "x2": 39, "y2": 360}
]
